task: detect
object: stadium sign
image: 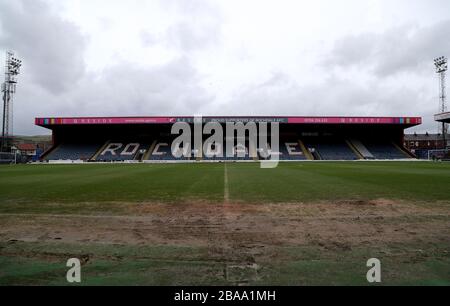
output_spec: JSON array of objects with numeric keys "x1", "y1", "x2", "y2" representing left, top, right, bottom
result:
[
  {"x1": 171, "y1": 118, "x2": 280, "y2": 168},
  {"x1": 175, "y1": 117, "x2": 288, "y2": 123},
  {"x1": 96, "y1": 118, "x2": 281, "y2": 168},
  {"x1": 35, "y1": 116, "x2": 422, "y2": 126}
]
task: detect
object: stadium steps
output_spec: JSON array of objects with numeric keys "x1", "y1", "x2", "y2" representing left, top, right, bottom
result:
[
  {"x1": 132, "y1": 146, "x2": 142, "y2": 161},
  {"x1": 39, "y1": 145, "x2": 59, "y2": 160},
  {"x1": 133, "y1": 144, "x2": 149, "y2": 161},
  {"x1": 345, "y1": 140, "x2": 364, "y2": 160},
  {"x1": 311, "y1": 150, "x2": 322, "y2": 160},
  {"x1": 143, "y1": 140, "x2": 157, "y2": 160},
  {"x1": 39, "y1": 144, "x2": 58, "y2": 161},
  {"x1": 349, "y1": 139, "x2": 374, "y2": 159},
  {"x1": 92, "y1": 141, "x2": 110, "y2": 161},
  {"x1": 298, "y1": 140, "x2": 314, "y2": 160},
  {"x1": 392, "y1": 141, "x2": 415, "y2": 158}
]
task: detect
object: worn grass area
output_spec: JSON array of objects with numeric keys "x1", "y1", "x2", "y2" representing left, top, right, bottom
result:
[
  {"x1": 0, "y1": 161, "x2": 449, "y2": 285},
  {"x1": 1, "y1": 241, "x2": 449, "y2": 286}
]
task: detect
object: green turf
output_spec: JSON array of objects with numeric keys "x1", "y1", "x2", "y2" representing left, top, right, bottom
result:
[
  {"x1": 228, "y1": 161, "x2": 450, "y2": 202},
  {"x1": 1, "y1": 241, "x2": 449, "y2": 286},
  {"x1": 0, "y1": 162, "x2": 449, "y2": 210},
  {"x1": 0, "y1": 163, "x2": 225, "y2": 206},
  {"x1": 0, "y1": 161, "x2": 449, "y2": 285},
  {"x1": 0, "y1": 242, "x2": 221, "y2": 286}
]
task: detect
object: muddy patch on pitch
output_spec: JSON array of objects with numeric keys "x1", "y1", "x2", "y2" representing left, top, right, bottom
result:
[{"x1": 0, "y1": 199, "x2": 449, "y2": 262}]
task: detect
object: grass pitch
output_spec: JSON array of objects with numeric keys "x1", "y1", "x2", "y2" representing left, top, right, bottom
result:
[
  {"x1": 0, "y1": 161, "x2": 449, "y2": 285},
  {"x1": 1, "y1": 161, "x2": 449, "y2": 206}
]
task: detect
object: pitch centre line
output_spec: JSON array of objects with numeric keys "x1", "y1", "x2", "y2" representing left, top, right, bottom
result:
[{"x1": 224, "y1": 163, "x2": 230, "y2": 203}]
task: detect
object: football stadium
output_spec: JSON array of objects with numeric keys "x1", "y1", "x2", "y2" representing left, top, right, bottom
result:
[
  {"x1": 36, "y1": 116, "x2": 420, "y2": 162},
  {"x1": 1, "y1": 114, "x2": 450, "y2": 287},
  {"x1": 1, "y1": 0, "x2": 450, "y2": 295}
]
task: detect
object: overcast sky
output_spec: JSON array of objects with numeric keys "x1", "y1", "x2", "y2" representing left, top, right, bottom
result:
[{"x1": 1, "y1": 0, "x2": 449, "y2": 135}]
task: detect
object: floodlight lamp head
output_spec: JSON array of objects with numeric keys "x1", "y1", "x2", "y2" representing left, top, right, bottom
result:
[
  {"x1": 434, "y1": 56, "x2": 448, "y2": 73},
  {"x1": 7, "y1": 56, "x2": 22, "y2": 75}
]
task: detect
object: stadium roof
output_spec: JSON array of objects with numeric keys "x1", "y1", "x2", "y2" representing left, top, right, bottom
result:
[
  {"x1": 434, "y1": 112, "x2": 450, "y2": 123},
  {"x1": 16, "y1": 143, "x2": 37, "y2": 151},
  {"x1": 35, "y1": 116, "x2": 422, "y2": 128}
]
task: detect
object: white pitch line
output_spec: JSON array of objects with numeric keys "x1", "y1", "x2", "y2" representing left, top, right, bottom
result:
[{"x1": 224, "y1": 163, "x2": 230, "y2": 203}]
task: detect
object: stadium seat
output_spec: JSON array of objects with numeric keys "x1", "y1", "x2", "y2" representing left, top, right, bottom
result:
[
  {"x1": 96, "y1": 142, "x2": 151, "y2": 161},
  {"x1": 258, "y1": 141, "x2": 306, "y2": 160},
  {"x1": 363, "y1": 142, "x2": 412, "y2": 159},
  {"x1": 45, "y1": 143, "x2": 101, "y2": 161},
  {"x1": 278, "y1": 142, "x2": 307, "y2": 160},
  {"x1": 202, "y1": 140, "x2": 254, "y2": 161},
  {"x1": 305, "y1": 139, "x2": 358, "y2": 160},
  {"x1": 147, "y1": 140, "x2": 191, "y2": 160}
]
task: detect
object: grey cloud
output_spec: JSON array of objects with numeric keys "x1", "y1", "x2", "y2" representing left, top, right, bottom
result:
[
  {"x1": 0, "y1": 0, "x2": 87, "y2": 94},
  {"x1": 165, "y1": 21, "x2": 221, "y2": 52},
  {"x1": 140, "y1": 31, "x2": 158, "y2": 47},
  {"x1": 15, "y1": 56, "x2": 214, "y2": 135},
  {"x1": 327, "y1": 20, "x2": 450, "y2": 77},
  {"x1": 325, "y1": 32, "x2": 378, "y2": 68},
  {"x1": 220, "y1": 71, "x2": 436, "y2": 133},
  {"x1": 161, "y1": 0, "x2": 223, "y2": 52},
  {"x1": 0, "y1": 0, "x2": 214, "y2": 135},
  {"x1": 139, "y1": 1, "x2": 223, "y2": 52},
  {"x1": 161, "y1": 0, "x2": 222, "y2": 18},
  {"x1": 1, "y1": 0, "x2": 444, "y2": 136},
  {"x1": 71, "y1": 57, "x2": 214, "y2": 116}
]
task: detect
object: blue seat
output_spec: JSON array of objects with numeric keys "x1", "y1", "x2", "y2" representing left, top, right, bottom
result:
[
  {"x1": 96, "y1": 142, "x2": 150, "y2": 161},
  {"x1": 363, "y1": 142, "x2": 410, "y2": 159},
  {"x1": 46, "y1": 143, "x2": 100, "y2": 161},
  {"x1": 305, "y1": 140, "x2": 358, "y2": 160},
  {"x1": 202, "y1": 140, "x2": 253, "y2": 161},
  {"x1": 148, "y1": 141, "x2": 191, "y2": 160},
  {"x1": 278, "y1": 142, "x2": 307, "y2": 160}
]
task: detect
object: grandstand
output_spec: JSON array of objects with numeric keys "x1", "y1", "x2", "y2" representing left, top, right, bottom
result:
[{"x1": 35, "y1": 116, "x2": 421, "y2": 162}]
